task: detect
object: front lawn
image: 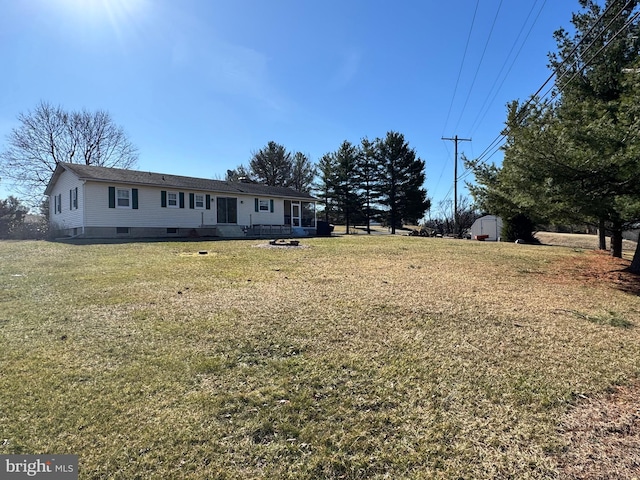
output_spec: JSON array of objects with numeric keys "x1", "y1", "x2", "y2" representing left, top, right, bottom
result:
[{"x1": 1, "y1": 236, "x2": 638, "y2": 479}]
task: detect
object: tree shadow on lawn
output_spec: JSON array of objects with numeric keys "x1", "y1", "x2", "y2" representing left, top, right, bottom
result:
[
  {"x1": 549, "y1": 250, "x2": 640, "y2": 297},
  {"x1": 615, "y1": 268, "x2": 640, "y2": 297}
]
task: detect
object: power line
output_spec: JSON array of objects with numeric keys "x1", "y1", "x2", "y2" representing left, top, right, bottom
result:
[
  {"x1": 469, "y1": 0, "x2": 548, "y2": 136},
  {"x1": 441, "y1": 0, "x2": 480, "y2": 136},
  {"x1": 452, "y1": 0, "x2": 505, "y2": 134},
  {"x1": 460, "y1": 0, "x2": 637, "y2": 184},
  {"x1": 433, "y1": 141, "x2": 453, "y2": 196},
  {"x1": 459, "y1": 0, "x2": 627, "y2": 181}
]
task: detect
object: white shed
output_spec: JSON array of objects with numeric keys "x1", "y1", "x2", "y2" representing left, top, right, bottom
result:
[{"x1": 469, "y1": 215, "x2": 502, "y2": 241}]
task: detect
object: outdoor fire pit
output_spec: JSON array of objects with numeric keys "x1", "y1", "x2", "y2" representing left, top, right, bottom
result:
[{"x1": 269, "y1": 239, "x2": 300, "y2": 247}]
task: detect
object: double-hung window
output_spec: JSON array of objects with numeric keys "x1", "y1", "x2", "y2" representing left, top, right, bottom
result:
[
  {"x1": 254, "y1": 198, "x2": 274, "y2": 213},
  {"x1": 109, "y1": 186, "x2": 138, "y2": 209},
  {"x1": 69, "y1": 187, "x2": 78, "y2": 210},
  {"x1": 167, "y1": 192, "x2": 178, "y2": 208},
  {"x1": 117, "y1": 188, "x2": 131, "y2": 208},
  {"x1": 195, "y1": 194, "x2": 204, "y2": 209}
]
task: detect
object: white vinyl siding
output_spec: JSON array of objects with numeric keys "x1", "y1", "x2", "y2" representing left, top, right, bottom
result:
[
  {"x1": 48, "y1": 169, "x2": 84, "y2": 230},
  {"x1": 250, "y1": 198, "x2": 283, "y2": 226},
  {"x1": 84, "y1": 184, "x2": 217, "y2": 228},
  {"x1": 46, "y1": 165, "x2": 316, "y2": 237}
]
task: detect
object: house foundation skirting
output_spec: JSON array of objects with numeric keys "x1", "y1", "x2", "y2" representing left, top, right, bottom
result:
[
  {"x1": 55, "y1": 226, "x2": 218, "y2": 239},
  {"x1": 53, "y1": 225, "x2": 318, "y2": 239}
]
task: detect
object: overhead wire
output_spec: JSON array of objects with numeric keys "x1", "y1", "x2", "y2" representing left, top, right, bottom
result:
[
  {"x1": 433, "y1": 141, "x2": 453, "y2": 197},
  {"x1": 442, "y1": 0, "x2": 542, "y2": 203},
  {"x1": 456, "y1": 0, "x2": 629, "y2": 185},
  {"x1": 441, "y1": 0, "x2": 480, "y2": 136},
  {"x1": 537, "y1": 0, "x2": 639, "y2": 102},
  {"x1": 468, "y1": 0, "x2": 548, "y2": 136},
  {"x1": 452, "y1": 0, "x2": 505, "y2": 134}
]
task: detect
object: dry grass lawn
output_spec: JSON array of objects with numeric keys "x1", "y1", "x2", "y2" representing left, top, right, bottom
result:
[{"x1": 0, "y1": 234, "x2": 638, "y2": 479}]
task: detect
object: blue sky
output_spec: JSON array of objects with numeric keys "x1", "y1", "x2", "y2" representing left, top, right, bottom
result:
[{"x1": 0, "y1": 0, "x2": 580, "y2": 209}]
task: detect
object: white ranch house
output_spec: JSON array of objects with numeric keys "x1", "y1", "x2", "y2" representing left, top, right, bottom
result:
[{"x1": 45, "y1": 163, "x2": 317, "y2": 239}]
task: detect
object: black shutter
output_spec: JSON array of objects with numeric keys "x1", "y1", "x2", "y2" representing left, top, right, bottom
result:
[
  {"x1": 189, "y1": 193, "x2": 195, "y2": 209},
  {"x1": 270, "y1": 199, "x2": 274, "y2": 213},
  {"x1": 70, "y1": 190, "x2": 72, "y2": 210},
  {"x1": 161, "y1": 190, "x2": 167, "y2": 207},
  {"x1": 205, "y1": 194, "x2": 211, "y2": 210},
  {"x1": 74, "y1": 187, "x2": 78, "y2": 209},
  {"x1": 179, "y1": 192, "x2": 185, "y2": 208},
  {"x1": 132, "y1": 188, "x2": 139, "y2": 209},
  {"x1": 255, "y1": 198, "x2": 259, "y2": 212},
  {"x1": 108, "y1": 187, "x2": 116, "y2": 208}
]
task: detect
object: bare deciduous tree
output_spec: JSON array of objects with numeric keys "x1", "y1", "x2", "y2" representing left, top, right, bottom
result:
[
  {"x1": 0, "y1": 101, "x2": 138, "y2": 204},
  {"x1": 433, "y1": 196, "x2": 479, "y2": 237}
]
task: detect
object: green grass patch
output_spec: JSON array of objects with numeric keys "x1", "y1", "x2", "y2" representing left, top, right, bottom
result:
[
  {"x1": 1, "y1": 237, "x2": 639, "y2": 479},
  {"x1": 568, "y1": 309, "x2": 635, "y2": 329}
]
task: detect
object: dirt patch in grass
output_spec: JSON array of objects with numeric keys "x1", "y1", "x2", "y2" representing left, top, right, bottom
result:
[
  {"x1": 556, "y1": 382, "x2": 640, "y2": 480},
  {"x1": 547, "y1": 250, "x2": 640, "y2": 478},
  {"x1": 545, "y1": 250, "x2": 640, "y2": 296}
]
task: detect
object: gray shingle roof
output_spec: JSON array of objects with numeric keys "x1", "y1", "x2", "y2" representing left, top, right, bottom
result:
[{"x1": 46, "y1": 163, "x2": 316, "y2": 200}]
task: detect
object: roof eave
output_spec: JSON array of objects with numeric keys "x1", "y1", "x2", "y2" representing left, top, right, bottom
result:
[
  {"x1": 44, "y1": 164, "x2": 68, "y2": 196},
  {"x1": 78, "y1": 177, "x2": 317, "y2": 200}
]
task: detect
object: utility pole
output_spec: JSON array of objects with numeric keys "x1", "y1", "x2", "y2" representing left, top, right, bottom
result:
[{"x1": 442, "y1": 135, "x2": 471, "y2": 236}]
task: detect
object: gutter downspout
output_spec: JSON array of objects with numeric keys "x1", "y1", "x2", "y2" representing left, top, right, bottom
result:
[{"x1": 81, "y1": 181, "x2": 86, "y2": 236}]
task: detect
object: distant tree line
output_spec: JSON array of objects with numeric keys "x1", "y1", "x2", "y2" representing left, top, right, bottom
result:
[{"x1": 0, "y1": 196, "x2": 48, "y2": 239}]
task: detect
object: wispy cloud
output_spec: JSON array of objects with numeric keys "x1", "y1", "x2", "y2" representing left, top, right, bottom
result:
[
  {"x1": 167, "y1": 23, "x2": 284, "y2": 111},
  {"x1": 329, "y1": 47, "x2": 361, "y2": 90},
  {"x1": 204, "y1": 42, "x2": 282, "y2": 110}
]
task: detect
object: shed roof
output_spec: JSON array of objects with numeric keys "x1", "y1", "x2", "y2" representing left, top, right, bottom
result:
[{"x1": 45, "y1": 162, "x2": 316, "y2": 201}]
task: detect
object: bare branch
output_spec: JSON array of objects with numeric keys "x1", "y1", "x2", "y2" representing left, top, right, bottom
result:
[{"x1": 0, "y1": 102, "x2": 138, "y2": 205}]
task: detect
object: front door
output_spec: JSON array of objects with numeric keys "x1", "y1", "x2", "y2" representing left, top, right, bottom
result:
[{"x1": 291, "y1": 202, "x2": 301, "y2": 227}]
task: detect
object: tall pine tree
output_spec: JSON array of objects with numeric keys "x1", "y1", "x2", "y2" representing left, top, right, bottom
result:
[
  {"x1": 355, "y1": 137, "x2": 383, "y2": 234},
  {"x1": 333, "y1": 141, "x2": 363, "y2": 234},
  {"x1": 375, "y1": 131, "x2": 429, "y2": 234},
  {"x1": 249, "y1": 141, "x2": 292, "y2": 187},
  {"x1": 313, "y1": 153, "x2": 338, "y2": 223}
]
